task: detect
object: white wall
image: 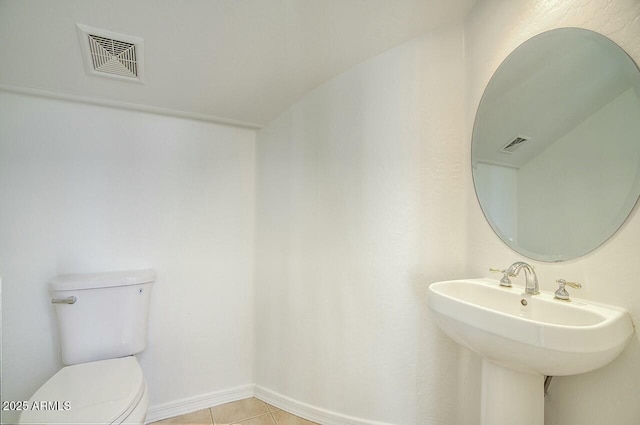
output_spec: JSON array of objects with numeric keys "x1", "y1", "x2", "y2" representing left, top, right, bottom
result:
[
  {"x1": 464, "y1": 1, "x2": 640, "y2": 424},
  {"x1": 254, "y1": 25, "x2": 467, "y2": 424},
  {"x1": 255, "y1": 1, "x2": 640, "y2": 424},
  {"x1": 0, "y1": 92, "x2": 256, "y2": 425}
]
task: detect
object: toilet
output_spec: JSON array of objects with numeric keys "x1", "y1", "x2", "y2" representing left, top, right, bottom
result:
[{"x1": 19, "y1": 269, "x2": 155, "y2": 425}]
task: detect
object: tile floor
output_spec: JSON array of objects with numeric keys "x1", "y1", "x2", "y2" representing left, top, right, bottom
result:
[{"x1": 149, "y1": 397, "x2": 318, "y2": 425}]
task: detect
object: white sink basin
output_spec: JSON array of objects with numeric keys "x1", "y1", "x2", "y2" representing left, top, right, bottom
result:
[{"x1": 427, "y1": 278, "x2": 634, "y2": 376}]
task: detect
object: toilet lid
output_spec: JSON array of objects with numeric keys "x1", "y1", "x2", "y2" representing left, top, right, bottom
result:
[{"x1": 19, "y1": 356, "x2": 145, "y2": 424}]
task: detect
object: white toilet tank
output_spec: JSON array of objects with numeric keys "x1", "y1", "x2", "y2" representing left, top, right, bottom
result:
[{"x1": 50, "y1": 269, "x2": 155, "y2": 365}]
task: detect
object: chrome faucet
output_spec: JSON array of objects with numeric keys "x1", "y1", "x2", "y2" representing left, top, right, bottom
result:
[{"x1": 507, "y1": 261, "x2": 539, "y2": 295}]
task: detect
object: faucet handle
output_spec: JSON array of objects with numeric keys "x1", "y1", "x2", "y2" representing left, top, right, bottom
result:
[
  {"x1": 554, "y1": 279, "x2": 582, "y2": 301},
  {"x1": 490, "y1": 268, "x2": 513, "y2": 287}
]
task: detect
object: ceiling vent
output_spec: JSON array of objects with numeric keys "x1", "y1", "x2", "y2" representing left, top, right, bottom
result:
[
  {"x1": 77, "y1": 24, "x2": 145, "y2": 83},
  {"x1": 499, "y1": 135, "x2": 531, "y2": 153}
]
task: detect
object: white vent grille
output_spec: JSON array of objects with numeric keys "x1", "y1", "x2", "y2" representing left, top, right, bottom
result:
[
  {"x1": 500, "y1": 135, "x2": 531, "y2": 153},
  {"x1": 77, "y1": 24, "x2": 145, "y2": 83},
  {"x1": 88, "y1": 34, "x2": 138, "y2": 78}
]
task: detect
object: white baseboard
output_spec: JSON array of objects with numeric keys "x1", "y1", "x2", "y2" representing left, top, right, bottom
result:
[
  {"x1": 145, "y1": 384, "x2": 254, "y2": 424},
  {"x1": 253, "y1": 386, "x2": 393, "y2": 425},
  {"x1": 145, "y1": 384, "x2": 394, "y2": 425}
]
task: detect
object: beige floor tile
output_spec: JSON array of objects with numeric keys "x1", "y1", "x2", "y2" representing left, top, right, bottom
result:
[
  {"x1": 271, "y1": 410, "x2": 317, "y2": 425},
  {"x1": 151, "y1": 408, "x2": 213, "y2": 424},
  {"x1": 265, "y1": 403, "x2": 280, "y2": 412},
  {"x1": 233, "y1": 413, "x2": 276, "y2": 425},
  {"x1": 212, "y1": 397, "x2": 269, "y2": 424}
]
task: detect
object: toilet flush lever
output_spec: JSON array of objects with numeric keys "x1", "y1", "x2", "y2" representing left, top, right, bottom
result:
[{"x1": 51, "y1": 296, "x2": 77, "y2": 304}]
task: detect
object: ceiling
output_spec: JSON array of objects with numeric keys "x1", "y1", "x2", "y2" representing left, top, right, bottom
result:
[{"x1": 0, "y1": 0, "x2": 475, "y2": 128}]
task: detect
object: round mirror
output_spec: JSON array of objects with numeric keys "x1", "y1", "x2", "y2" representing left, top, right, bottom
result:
[{"x1": 472, "y1": 28, "x2": 640, "y2": 262}]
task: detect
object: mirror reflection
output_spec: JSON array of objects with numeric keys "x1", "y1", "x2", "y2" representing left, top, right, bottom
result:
[{"x1": 472, "y1": 28, "x2": 640, "y2": 262}]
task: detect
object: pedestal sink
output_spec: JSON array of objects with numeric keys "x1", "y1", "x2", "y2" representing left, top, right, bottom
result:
[{"x1": 427, "y1": 278, "x2": 634, "y2": 425}]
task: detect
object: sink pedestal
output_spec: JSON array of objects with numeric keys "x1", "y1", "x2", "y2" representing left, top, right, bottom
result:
[{"x1": 481, "y1": 360, "x2": 544, "y2": 425}]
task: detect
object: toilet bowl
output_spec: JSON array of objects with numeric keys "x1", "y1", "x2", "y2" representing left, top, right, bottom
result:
[
  {"x1": 19, "y1": 269, "x2": 155, "y2": 425},
  {"x1": 19, "y1": 357, "x2": 148, "y2": 424}
]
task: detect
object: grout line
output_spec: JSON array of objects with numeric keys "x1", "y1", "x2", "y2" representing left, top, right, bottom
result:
[
  {"x1": 239, "y1": 412, "x2": 272, "y2": 423},
  {"x1": 213, "y1": 400, "x2": 272, "y2": 425},
  {"x1": 256, "y1": 398, "x2": 280, "y2": 414},
  {"x1": 230, "y1": 412, "x2": 274, "y2": 425},
  {"x1": 236, "y1": 403, "x2": 272, "y2": 422}
]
